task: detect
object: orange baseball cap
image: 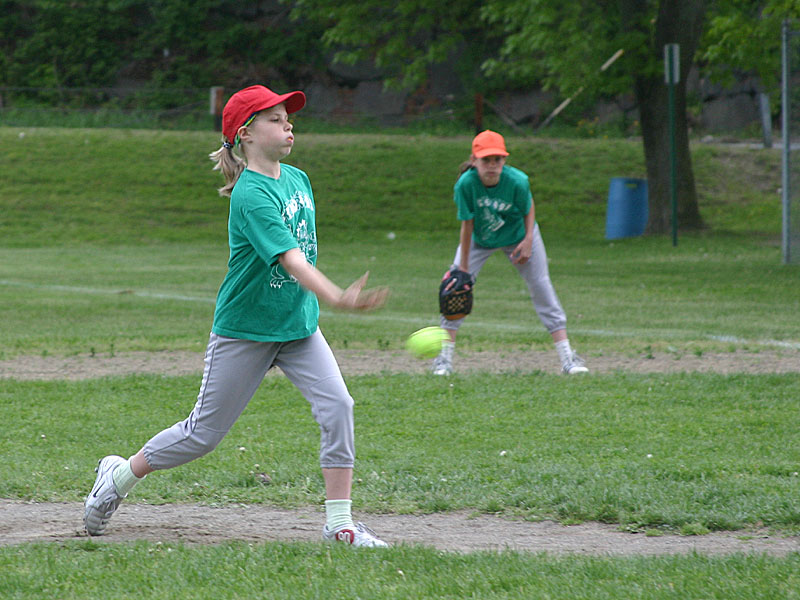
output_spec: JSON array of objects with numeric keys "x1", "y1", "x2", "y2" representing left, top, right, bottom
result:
[
  {"x1": 222, "y1": 85, "x2": 306, "y2": 143},
  {"x1": 472, "y1": 130, "x2": 509, "y2": 158}
]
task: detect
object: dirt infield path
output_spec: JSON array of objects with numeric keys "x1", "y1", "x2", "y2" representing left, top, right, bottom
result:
[
  {"x1": 1, "y1": 348, "x2": 798, "y2": 554},
  {"x1": 2, "y1": 500, "x2": 799, "y2": 555},
  {"x1": 2, "y1": 346, "x2": 799, "y2": 380}
]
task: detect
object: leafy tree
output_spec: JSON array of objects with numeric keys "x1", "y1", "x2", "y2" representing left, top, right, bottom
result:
[
  {"x1": 2, "y1": 0, "x2": 795, "y2": 235},
  {"x1": 1, "y1": 0, "x2": 138, "y2": 93},
  {"x1": 288, "y1": 0, "x2": 512, "y2": 93},
  {"x1": 479, "y1": 0, "x2": 710, "y2": 232},
  {"x1": 290, "y1": 0, "x2": 789, "y2": 234},
  {"x1": 129, "y1": 0, "x2": 327, "y2": 94},
  {"x1": 0, "y1": 1, "x2": 34, "y2": 85},
  {"x1": 0, "y1": 0, "x2": 327, "y2": 106},
  {"x1": 701, "y1": 0, "x2": 800, "y2": 93}
]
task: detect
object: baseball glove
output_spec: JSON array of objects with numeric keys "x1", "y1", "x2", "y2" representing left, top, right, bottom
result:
[{"x1": 439, "y1": 267, "x2": 475, "y2": 320}]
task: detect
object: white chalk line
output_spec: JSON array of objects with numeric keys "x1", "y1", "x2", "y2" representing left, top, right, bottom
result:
[
  {"x1": 2, "y1": 279, "x2": 798, "y2": 350},
  {"x1": 0, "y1": 279, "x2": 216, "y2": 304}
]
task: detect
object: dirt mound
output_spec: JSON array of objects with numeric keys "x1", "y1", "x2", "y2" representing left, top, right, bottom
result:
[
  {"x1": 2, "y1": 500, "x2": 798, "y2": 555},
  {"x1": 2, "y1": 348, "x2": 798, "y2": 381}
]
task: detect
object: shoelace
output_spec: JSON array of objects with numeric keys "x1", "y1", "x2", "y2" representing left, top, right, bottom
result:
[{"x1": 355, "y1": 522, "x2": 380, "y2": 540}]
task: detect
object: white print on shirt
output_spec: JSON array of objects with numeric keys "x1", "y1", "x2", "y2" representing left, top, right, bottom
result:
[
  {"x1": 480, "y1": 207, "x2": 505, "y2": 233},
  {"x1": 476, "y1": 196, "x2": 512, "y2": 213},
  {"x1": 476, "y1": 195, "x2": 508, "y2": 235},
  {"x1": 269, "y1": 263, "x2": 293, "y2": 288},
  {"x1": 283, "y1": 190, "x2": 314, "y2": 221},
  {"x1": 294, "y1": 218, "x2": 318, "y2": 263},
  {"x1": 270, "y1": 192, "x2": 318, "y2": 289}
]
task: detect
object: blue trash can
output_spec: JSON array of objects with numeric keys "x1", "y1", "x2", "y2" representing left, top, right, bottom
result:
[{"x1": 605, "y1": 177, "x2": 648, "y2": 240}]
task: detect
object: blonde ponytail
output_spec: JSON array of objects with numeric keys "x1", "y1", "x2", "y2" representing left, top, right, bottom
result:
[{"x1": 209, "y1": 141, "x2": 246, "y2": 198}]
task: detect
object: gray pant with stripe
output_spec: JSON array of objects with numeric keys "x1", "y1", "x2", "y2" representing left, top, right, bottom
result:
[
  {"x1": 440, "y1": 222, "x2": 567, "y2": 334},
  {"x1": 142, "y1": 329, "x2": 354, "y2": 471}
]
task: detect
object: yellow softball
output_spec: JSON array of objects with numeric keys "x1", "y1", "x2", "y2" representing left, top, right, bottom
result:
[{"x1": 405, "y1": 326, "x2": 449, "y2": 359}]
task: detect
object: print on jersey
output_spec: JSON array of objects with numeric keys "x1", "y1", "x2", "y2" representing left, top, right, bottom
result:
[{"x1": 270, "y1": 191, "x2": 317, "y2": 289}]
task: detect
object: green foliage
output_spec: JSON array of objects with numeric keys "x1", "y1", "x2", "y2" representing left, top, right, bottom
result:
[
  {"x1": 133, "y1": 0, "x2": 327, "y2": 91},
  {"x1": 702, "y1": 0, "x2": 800, "y2": 95},
  {"x1": 288, "y1": 0, "x2": 505, "y2": 93},
  {"x1": 2, "y1": 0, "x2": 137, "y2": 89},
  {"x1": 0, "y1": 0, "x2": 327, "y2": 95},
  {"x1": 286, "y1": 1, "x2": 711, "y2": 232},
  {"x1": 0, "y1": 0, "x2": 794, "y2": 115},
  {"x1": 481, "y1": 0, "x2": 651, "y2": 99},
  {"x1": 0, "y1": 0, "x2": 795, "y2": 151}
]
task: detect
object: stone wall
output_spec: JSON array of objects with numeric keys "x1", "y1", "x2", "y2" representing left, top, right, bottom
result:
[{"x1": 302, "y1": 59, "x2": 770, "y2": 134}]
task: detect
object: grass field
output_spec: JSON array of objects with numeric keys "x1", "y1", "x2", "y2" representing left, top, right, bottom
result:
[{"x1": 0, "y1": 126, "x2": 798, "y2": 598}]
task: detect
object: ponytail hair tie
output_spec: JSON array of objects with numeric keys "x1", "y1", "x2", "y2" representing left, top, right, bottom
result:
[{"x1": 222, "y1": 141, "x2": 233, "y2": 149}]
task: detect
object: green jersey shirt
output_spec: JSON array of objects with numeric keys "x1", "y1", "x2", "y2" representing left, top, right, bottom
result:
[
  {"x1": 454, "y1": 165, "x2": 533, "y2": 248},
  {"x1": 212, "y1": 166, "x2": 319, "y2": 342}
]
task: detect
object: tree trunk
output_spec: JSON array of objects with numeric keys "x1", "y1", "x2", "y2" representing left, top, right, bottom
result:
[
  {"x1": 632, "y1": 0, "x2": 706, "y2": 234},
  {"x1": 636, "y1": 71, "x2": 703, "y2": 232}
]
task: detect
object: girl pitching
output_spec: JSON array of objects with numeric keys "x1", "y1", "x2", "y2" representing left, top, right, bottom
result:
[
  {"x1": 432, "y1": 130, "x2": 588, "y2": 376},
  {"x1": 84, "y1": 85, "x2": 389, "y2": 547}
]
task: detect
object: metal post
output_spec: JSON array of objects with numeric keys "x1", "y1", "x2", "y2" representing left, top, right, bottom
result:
[
  {"x1": 782, "y1": 20, "x2": 791, "y2": 264},
  {"x1": 210, "y1": 86, "x2": 224, "y2": 132},
  {"x1": 759, "y1": 93, "x2": 772, "y2": 149}
]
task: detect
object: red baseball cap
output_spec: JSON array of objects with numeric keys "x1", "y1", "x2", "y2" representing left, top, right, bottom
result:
[
  {"x1": 472, "y1": 130, "x2": 509, "y2": 158},
  {"x1": 222, "y1": 85, "x2": 306, "y2": 143}
]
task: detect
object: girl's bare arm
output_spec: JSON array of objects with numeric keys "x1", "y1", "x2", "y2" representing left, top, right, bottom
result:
[{"x1": 279, "y1": 248, "x2": 388, "y2": 311}]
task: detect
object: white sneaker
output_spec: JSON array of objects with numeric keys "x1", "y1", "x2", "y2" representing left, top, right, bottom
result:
[
  {"x1": 83, "y1": 455, "x2": 126, "y2": 536},
  {"x1": 431, "y1": 352, "x2": 453, "y2": 376},
  {"x1": 322, "y1": 522, "x2": 389, "y2": 548},
  {"x1": 562, "y1": 351, "x2": 589, "y2": 375}
]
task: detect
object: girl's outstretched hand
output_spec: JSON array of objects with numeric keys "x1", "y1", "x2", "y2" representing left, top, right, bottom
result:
[
  {"x1": 279, "y1": 249, "x2": 389, "y2": 311},
  {"x1": 511, "y1": 239, "x2": 532, "y2": 264},
  {"x1": 339, "y1": 271, "x2": 389, "y2": 311}
]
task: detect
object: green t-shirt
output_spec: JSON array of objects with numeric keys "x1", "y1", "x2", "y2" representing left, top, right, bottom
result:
[
  {"x1": 454, "y1": 165, "x2": 533, "y2": 248},
  {"x1": 212, "y1": 166, "x2": 319, "y2": 342}
]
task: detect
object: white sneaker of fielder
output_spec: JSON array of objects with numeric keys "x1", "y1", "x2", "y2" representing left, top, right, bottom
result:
[
  {"x1": 431, "y1": 340, "x2": 455, "y2": 376},
  {"x1": 431, "y1": 353, "x2": 453, "y2": 376},
  {"x1": 562, "y1": 351, "x2": 589, "y2": 375},
  {"x1": 83, "y1": 455, "x2": 126, "y2": 536},
  {"x1": 322, "y1": 522, "x2": 389, "y2": 548}
]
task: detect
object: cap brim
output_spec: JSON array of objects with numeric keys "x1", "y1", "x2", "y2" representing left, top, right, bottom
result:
[
  {"x1": 254, "y1": 90, "x2": 306, "y2": 115},
  {"x1": 473, "y1": 149, "x2": 509, "y2": 158}
]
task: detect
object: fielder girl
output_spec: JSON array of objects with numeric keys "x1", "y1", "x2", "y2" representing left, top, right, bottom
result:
[
  {"x1": 84, "y1": 85, "x2": 390, "y2": 547},
  {"x1": 432, "y1": 130, "x2": 588, "y2": 376}
]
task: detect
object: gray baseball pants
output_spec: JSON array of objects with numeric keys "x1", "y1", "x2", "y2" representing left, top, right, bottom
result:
[
  {"x1": 440, "y1": 222, "x2": 567, "y2": 334},
  {"x1": 142, "y1": 329, "x2": 355, "y2": 471}
]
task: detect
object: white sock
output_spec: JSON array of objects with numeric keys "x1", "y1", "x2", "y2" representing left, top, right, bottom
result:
[
  {"x1": 112, "y1": 459, "x2": 145, "y2": 497},
  {"x1": 555, "y1": 339, "x2": 573, "y2": 365},
  {"x1": 325, "y1": 499, "x2": 354, "y2": 531},
  {"x1": 440, "y1": 341, "x2": 455, "y2": 360}
]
